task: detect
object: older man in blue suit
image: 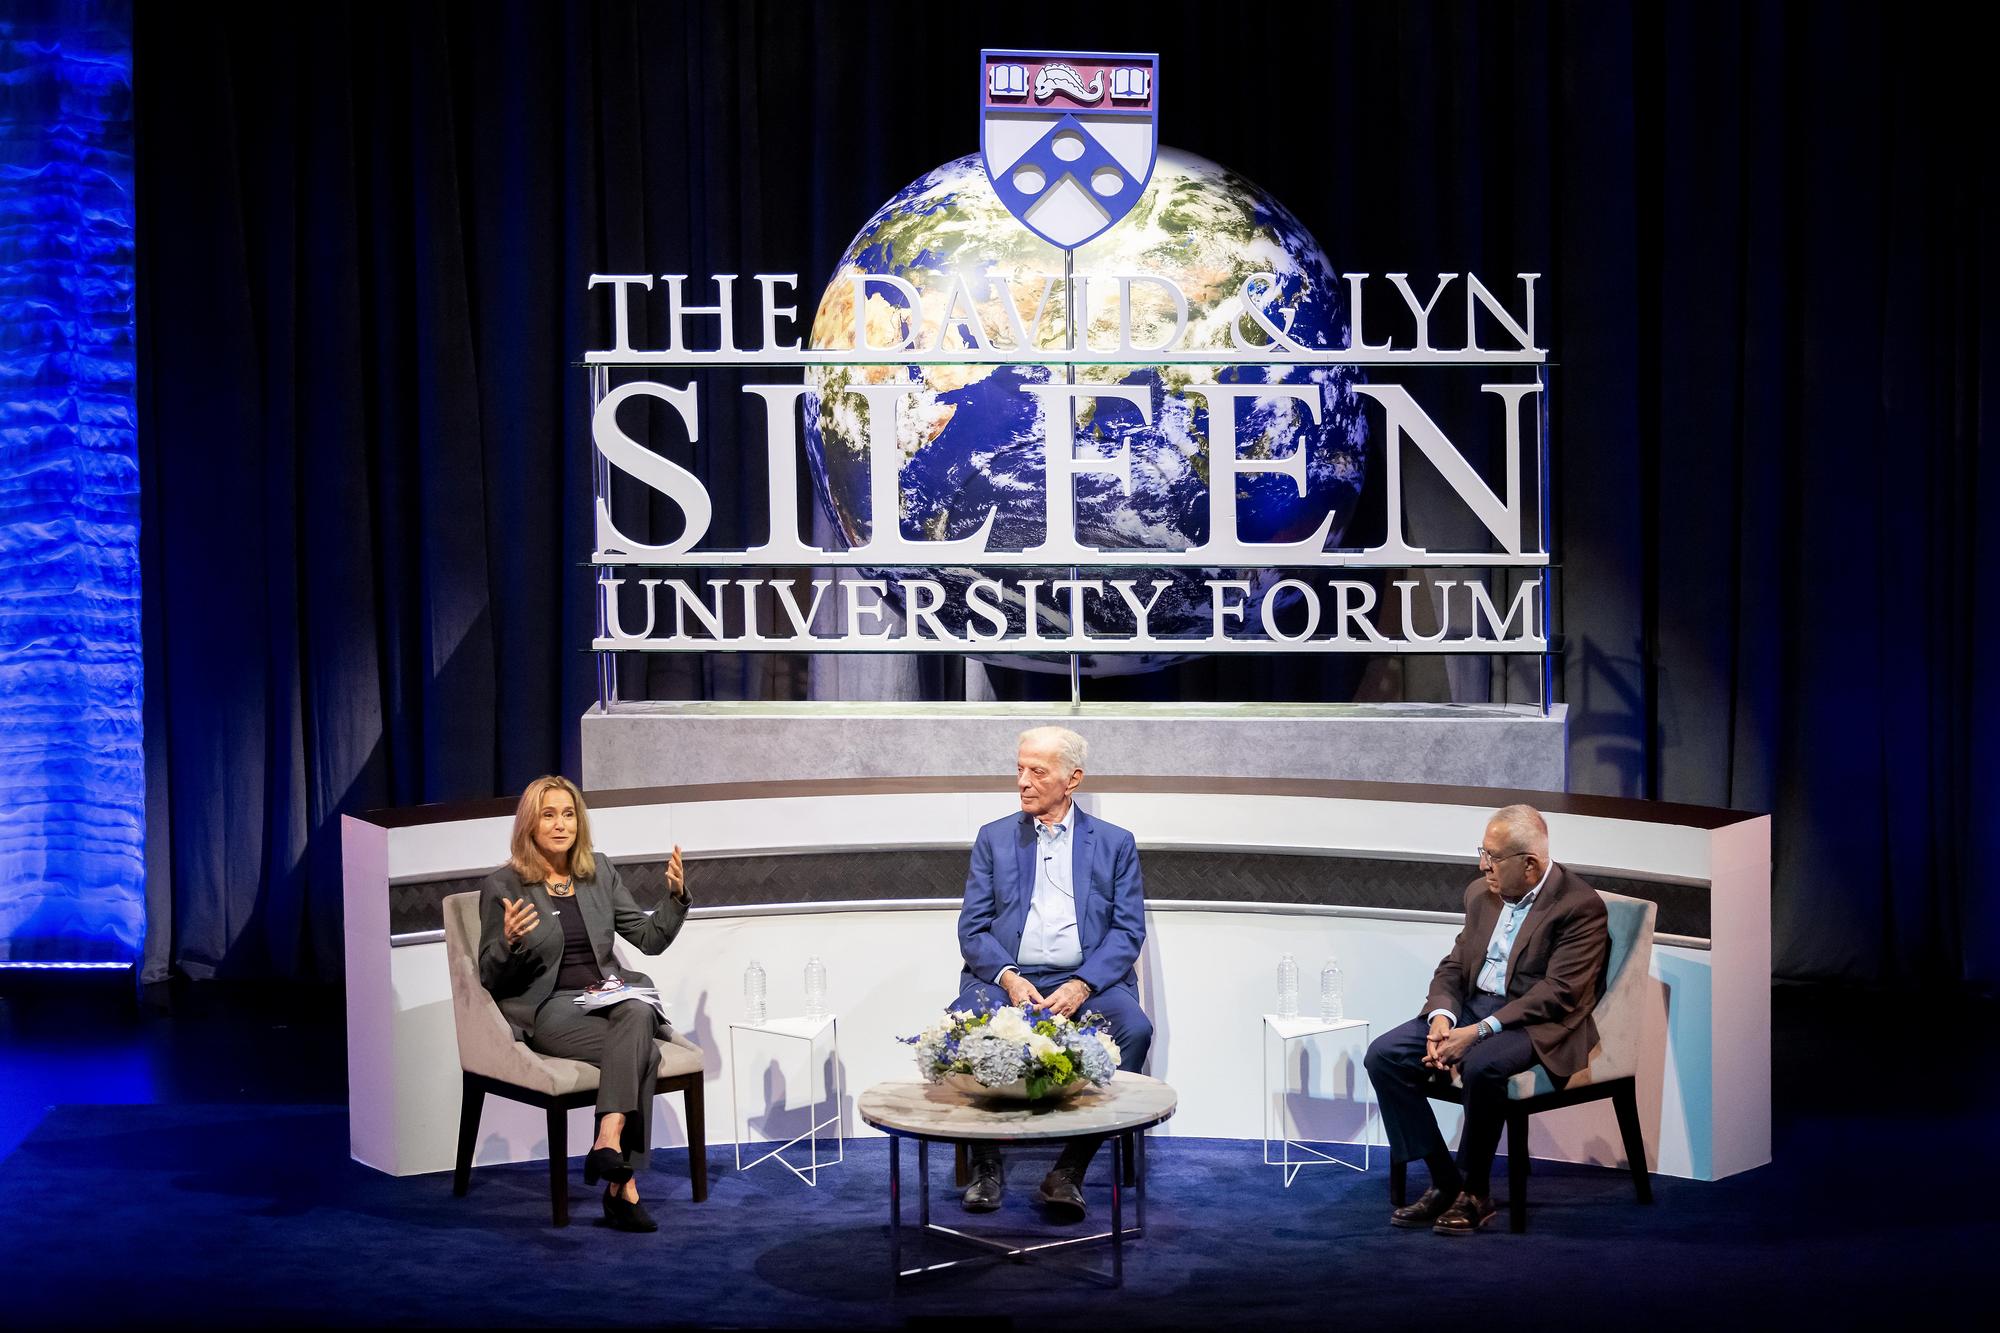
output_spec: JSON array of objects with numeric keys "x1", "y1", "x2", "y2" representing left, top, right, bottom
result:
[{"x1": 952, "y1": 725, "x2": 1153, "y2": 1222}]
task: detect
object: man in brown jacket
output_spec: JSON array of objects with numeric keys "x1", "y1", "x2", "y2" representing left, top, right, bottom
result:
[{"x1": 1363, "y1": 804, "x2": 1609, "y2": 1235}]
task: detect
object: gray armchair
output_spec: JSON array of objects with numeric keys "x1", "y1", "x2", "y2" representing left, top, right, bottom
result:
[
  {"x1": 441, "y1": 890, "x2": 707, "y2": 1225},
  {"x1": 1390, "y1": 889, "x2": 1657, "y2": 1232}
]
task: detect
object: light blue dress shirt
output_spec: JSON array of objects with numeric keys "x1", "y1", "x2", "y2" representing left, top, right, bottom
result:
[
  {"x1": 999, "y1": 805, "x2": 1082, "y2": 979},
  {"x1": 1432, "y1": 861, "x2": 1552, "y2": 1036}
]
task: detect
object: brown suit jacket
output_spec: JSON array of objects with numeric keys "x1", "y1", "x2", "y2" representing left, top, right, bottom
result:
[{"x1": 1422, "y1": 863, "x2": 1609, "y2": 1079}]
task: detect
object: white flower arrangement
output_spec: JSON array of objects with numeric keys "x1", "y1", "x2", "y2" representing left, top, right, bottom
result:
[{"x1": 905, "y1": 1002, "x2": 1121, "y2": 1100}]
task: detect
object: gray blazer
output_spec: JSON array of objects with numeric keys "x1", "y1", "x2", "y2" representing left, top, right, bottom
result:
[{"x1": 476, "y1": 859, "x2": 689, "y2": 1041}]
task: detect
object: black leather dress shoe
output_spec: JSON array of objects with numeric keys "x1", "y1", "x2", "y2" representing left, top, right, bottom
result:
[
  {"x1": 961, "y1": 1159, "x2": 1003, "y2": 1212},
  {"x1": 584, "y1": 1146, "x2": 634, "y2": 1186},
  {"x1": 1389, "y1": 1186, "x2": 1456, "y2": 1229},
  {"x1": 603, "y1": 1191, "x2": 658, "y2": 1233},
  {"x1": 1037, "y1": 1167, "x2": 1086, "y2": 1222},
  {"x1": 1432, "y1": 1191, "x2": 1497, "y2": 1235}
]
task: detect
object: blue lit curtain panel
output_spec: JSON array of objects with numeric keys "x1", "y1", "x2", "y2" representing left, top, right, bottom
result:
[{"x1": 0, "y1": 0, "x2": 141, "y2": 964}]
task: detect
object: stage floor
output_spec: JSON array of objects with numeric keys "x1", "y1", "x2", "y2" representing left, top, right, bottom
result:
[{"x1": 0, "y1": 983, "x2": 1990, "y2": 1326}]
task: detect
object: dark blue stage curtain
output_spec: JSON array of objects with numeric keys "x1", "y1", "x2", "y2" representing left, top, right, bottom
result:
[
  {"x1": 133, "y1": 2, "x2": 1995, "y2": 988},
  {"x1": 0, "y1": 0, "x2": 142, "y2": 968}
]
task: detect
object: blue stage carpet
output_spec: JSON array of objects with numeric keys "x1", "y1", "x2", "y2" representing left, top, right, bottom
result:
[{"x1": 0, "y1": 1101, "x2": 1985, "y2": 1327}]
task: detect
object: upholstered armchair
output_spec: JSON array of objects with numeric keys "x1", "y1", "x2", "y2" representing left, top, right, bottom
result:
[
  {"x1": 1390, "y1": 889, "x2": 1658, "y2": 1232},
  {"x1": 441, "y1": 890, "x2": 707, "y2": 1225}
]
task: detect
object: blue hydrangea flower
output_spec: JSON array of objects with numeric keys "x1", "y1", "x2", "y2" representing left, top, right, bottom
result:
[
  {"x1": 1061, "y1": 1026, "x2": 1116, "y2": 1083},
  {"x1": 957, "y1": 1030, "x2": 1026, "y2": 1086}
]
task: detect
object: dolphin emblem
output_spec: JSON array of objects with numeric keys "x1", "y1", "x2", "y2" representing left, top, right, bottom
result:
[{"x1": 1034, "y1": 63, "x2": 1103, "y2": 104}]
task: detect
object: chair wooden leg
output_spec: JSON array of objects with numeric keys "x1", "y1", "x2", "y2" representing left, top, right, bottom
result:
[
  {"x1": 454, "y1": 1075, "x2": 482, "y2": 1198},
  {"x1": 1612, "y1": 1079, "x2": 1653, "y2": 1204},
  {"x1": 1507, "y1": 1108, "x2": 1530, "y2": 1233},
  {"x1": 1389, "y1": 1158, "x2": 1407, "y2": 1206},
  {"x1": 681, "y1": 1080, "x2": 709, "y2": 1203},
  {"x1": 954, "y1": 1142, "x2": 970, "y2": 1188},
  {"x1": 548, "y1": 1106, "x2": 570, "y2": 1228}
]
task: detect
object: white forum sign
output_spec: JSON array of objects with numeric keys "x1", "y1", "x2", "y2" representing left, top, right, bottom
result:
[
  {"x1": 583, "y1": 266, "x2": 1548, "y2": 657},
  {"x1": 583, "y1": 51, "x2": 1547, "y2": 661}
]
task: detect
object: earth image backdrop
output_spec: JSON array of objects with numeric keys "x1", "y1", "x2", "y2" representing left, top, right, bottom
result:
[{"x1": 804, "y1": 147, "x2": 1368, "y2": 675}]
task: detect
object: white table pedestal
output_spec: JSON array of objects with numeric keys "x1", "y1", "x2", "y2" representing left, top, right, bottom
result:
[
  {"x1": 1264, "y1": 1014, "x2": 1375, "y2": 1185},
  {"x1": 729, "y1": 1014, "x2": 843, "y2": 1185}
]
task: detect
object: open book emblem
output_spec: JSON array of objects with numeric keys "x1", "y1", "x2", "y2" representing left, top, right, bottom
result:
[{"x1": 981, "y1": 49, "x2": 1159, "y2": 251}]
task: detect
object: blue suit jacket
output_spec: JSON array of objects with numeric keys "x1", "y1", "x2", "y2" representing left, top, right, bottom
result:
[{"x1": 957, "y1": 806, "x2": 1147, "y2": 998}]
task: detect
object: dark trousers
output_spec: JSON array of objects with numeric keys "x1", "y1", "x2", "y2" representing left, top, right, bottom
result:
[
  {"x1": 1363, "y1": 992, "x2": 1540, "y2": 1196},
  {"x1": 951, "y1": 968, "x2": 1154, "y2": 1072},
  {"x1": 527, "y1": 993, "x2": 659, "y2": 1172},
  {"x1": 951, "y1": 967, "x2": 1153, "y2": 1177}
]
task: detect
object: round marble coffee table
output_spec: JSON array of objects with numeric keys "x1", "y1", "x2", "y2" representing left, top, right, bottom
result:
[{"x1": 857, "y1": 1072, "x2": 1178, "y2": 1287}]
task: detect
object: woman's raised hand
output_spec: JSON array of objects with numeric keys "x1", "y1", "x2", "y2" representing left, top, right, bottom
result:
[
  {"x1": 502, "y1": 896, "x2": 540, "y2": 947},
  {"x1": 667, "y1": 844, "x2": 687, "y2": 901}
]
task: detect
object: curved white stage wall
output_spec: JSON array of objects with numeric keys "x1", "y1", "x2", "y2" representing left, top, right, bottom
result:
[{"x1": 342, "y1": 776, "x2": 1768, "y2": 1184}]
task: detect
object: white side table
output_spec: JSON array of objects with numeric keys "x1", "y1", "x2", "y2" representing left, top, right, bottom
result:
[
  {"x1": 729, "y1": 1014, "x2": 844, "y2": 1185},
  {"x1": 1263, "y1": 1014, "x2": 1374, "y2": 1186}
]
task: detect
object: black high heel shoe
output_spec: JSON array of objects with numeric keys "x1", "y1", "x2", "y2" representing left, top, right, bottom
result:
[
  {"x1": 603, "y1": 1188, "x2": 658, "y2": 1233},
  {"x1": 584, "y1": 1146, "x2": 634, "y2": 1187}
]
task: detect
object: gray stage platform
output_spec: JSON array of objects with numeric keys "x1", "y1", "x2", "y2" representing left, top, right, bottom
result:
[{"x1": 579, "y1": 700, "x2": 1568, "y2": 792}]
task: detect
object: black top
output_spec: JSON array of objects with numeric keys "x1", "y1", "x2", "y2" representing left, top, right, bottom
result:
[{"x1": 553, "y1": 898, "x2": 602, "y2": 990}]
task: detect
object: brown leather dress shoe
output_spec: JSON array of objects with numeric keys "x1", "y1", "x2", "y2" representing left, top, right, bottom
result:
[
  {"x1": 1389, "y1": 1186, "x2": 1456, "y2": 1228},
  {"x1": 1037, "y1": 1166, "x2": 1087, "y2": 1222},
  {"x1": 1432, "y1": 1191, "x2": 1497, "y2": 1235}
]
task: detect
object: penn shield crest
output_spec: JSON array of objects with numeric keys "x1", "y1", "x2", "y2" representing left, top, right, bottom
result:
[{"x1": 980, "y1": 49, "x2": 1159, "y2": 251}]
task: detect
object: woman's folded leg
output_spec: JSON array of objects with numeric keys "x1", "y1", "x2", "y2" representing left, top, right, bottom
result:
[
  {"x1": 527, "y1": 995, "x2": 660, "y2": 1173},
  {"x1": 597, "y1": 1000, "x2": 659, "y2": 1172}
]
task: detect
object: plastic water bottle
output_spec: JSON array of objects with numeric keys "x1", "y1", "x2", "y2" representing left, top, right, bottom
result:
[
  {"x1": 745, "y1": 959, "x2": 767, "y2": 1027},
  {"x1": 1277, "y1": 953, "x2": 1299, "y2": 1019},
  {"x1": 1320, "y1": 955, "x2": 1345, "y2": 1021},
  {"x1": 804, "y1": 955, "x2": 828, "y2": 1020}
]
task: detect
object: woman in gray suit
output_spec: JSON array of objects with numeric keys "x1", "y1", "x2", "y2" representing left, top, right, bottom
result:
[{"x1": 477, "y1": 775, "x2": 691, "y2": 1232}]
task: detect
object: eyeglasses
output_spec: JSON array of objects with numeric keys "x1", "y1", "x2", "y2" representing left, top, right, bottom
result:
[{"x1": 1476, "y1": 847, "x2": 1530, "y2": 867}]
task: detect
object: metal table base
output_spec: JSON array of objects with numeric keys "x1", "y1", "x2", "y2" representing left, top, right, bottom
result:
[{"x1": 888, "y1": 1134, "x2": 1145, "y2": 1288}]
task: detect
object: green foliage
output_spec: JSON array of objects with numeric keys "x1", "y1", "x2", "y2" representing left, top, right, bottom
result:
[{"x1": 1027, "y1": 1051, "x2": 1077, "y2": 1100}]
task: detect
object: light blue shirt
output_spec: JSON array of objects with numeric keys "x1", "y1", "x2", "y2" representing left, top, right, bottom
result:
[
  {"x1": 1432, "y1": 861, "x2": 1552, "y2": 1036},
  {"x1": 1000, "y1": 805, "x2": 1082, "y2": 979},
  {"x1": 1474, "y1": 878, "x2": 1544, "y2": 999}
]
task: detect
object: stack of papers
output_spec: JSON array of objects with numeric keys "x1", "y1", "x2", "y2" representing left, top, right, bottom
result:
[{"x1": 574, "y1": 975, "x2": 670, "y2": 1022}]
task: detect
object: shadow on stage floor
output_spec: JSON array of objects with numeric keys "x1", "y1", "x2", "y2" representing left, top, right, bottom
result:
[{"x1": 0, "y1": 980, "x2": 1993, "y2": 1326}]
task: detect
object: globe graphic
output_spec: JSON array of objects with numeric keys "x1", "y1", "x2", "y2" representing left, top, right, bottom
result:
[{"x1": 803, "y1": 147, "x2": 1368, "y2": 675}]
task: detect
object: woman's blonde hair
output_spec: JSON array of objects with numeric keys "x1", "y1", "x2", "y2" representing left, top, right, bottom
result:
[{"x1": 508, "y1": 775, "x2": 598, "y2": 883}]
